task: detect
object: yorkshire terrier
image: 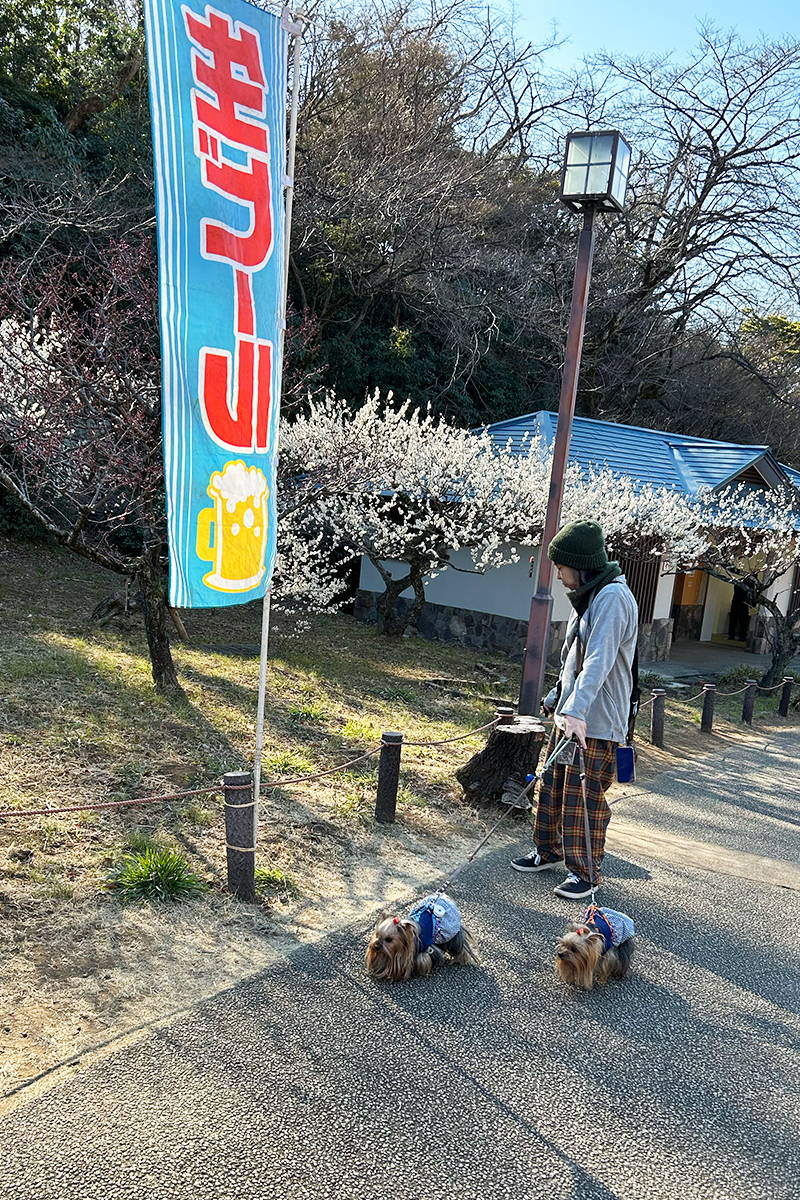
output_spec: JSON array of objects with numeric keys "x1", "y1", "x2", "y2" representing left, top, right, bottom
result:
[
  {"x1": 366, "y1": 893, "x2": 479, "y2": 982},
  {"x1": 555, "y1": 904, "x2": 635, "y2": 990}
]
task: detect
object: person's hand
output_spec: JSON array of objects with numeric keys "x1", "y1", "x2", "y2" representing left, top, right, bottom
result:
[{"x1": 563, "y1": 715, "x2": 587, "y2": 748}]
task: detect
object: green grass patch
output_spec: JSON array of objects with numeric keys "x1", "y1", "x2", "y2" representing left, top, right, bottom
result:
[
  {"x1": 341, "y1": 716, "x2": 381, "y2": 743},
  {"x1": 106, "y1": 847, "x2": 206, "y2": 903},
  {"x1": 254, "y1": 866, "x2": 299, "y2": 899},
  {"x1": 263, "y1": 748, "x2": 314, "y2": 776},
  {"x1": 286, "y1": 700, "x2": 327, "y2": 725}
]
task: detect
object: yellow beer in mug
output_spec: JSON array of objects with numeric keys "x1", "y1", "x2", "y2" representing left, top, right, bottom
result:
[{"x1": 196, "y1": 460, "x2": 269, "y2": 592}]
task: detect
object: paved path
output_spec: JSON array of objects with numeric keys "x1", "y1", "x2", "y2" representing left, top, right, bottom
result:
[
  {"x1": 653, "y1": 638, "x2": 800, "y2": 682},
  {"x1": 2, "y1": 731, "x2": 799, "y2": 1200}
]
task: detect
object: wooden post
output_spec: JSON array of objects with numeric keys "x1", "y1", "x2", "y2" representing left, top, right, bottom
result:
[
  {"x1": 224, "y1": 770, "x2": 256, "y2": 902},
  {"x1": 742, "y1": 680, "x2": 757, "y2": 726},
  {"x1": 375, "y1": 731, "x2": 403, "y2": 823},
  {"x1": 701, "y1": 684, "x2": 716, "y2": 734},
  {"x1": 650, "y1": 690, "x2": 666, "y2": 748},
  {"x1": 495, "y1": 706, "x2": 515, "y2": 725},
  {"x1": 779, "y1": 677, "x2": 794, "y2": 717}
]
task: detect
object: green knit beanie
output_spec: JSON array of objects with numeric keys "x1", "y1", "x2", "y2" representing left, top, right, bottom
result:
[{"x1": 547, "y1": 520, "x2": 609, "y2": 570}]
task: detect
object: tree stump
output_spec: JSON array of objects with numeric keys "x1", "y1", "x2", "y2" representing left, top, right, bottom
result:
[{"x1": 455, "y1": 716, "x2": 546, "y2": 806}]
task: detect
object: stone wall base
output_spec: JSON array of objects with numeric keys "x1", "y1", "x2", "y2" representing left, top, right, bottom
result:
[{"x1": 354, "y1": 591, "x2": 674, "y2": 664}]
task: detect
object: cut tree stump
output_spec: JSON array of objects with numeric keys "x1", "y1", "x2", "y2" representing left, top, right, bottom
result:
[{"x1": 455, "y1": 716, "x2": 546, "y2": 807}]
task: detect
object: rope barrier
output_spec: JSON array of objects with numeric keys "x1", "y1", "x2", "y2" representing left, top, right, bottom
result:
[
  {"x1": 401, "y1": 718, "x2": 500, "y2": 748},
  {"x1": 259, "y1": 746, "x2": 383, "y2": 792},
  {"x1": 0, "y1": 783, "x2": 227, "y2": 820}
]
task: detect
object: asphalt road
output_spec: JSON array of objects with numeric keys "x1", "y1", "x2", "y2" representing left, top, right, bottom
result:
[{"x1": 2, "y1": 730, "x2": 798, "y2": 1200}]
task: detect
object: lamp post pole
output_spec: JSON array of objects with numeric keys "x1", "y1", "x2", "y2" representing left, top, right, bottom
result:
[{"x1": 518, "y1": 204, "x2": 597, "y2": 716}]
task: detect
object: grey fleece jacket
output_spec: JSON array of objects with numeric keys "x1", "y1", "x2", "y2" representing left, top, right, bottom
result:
[{"x1": 544, "y1": 576, "x2": 639, "y2": 744}]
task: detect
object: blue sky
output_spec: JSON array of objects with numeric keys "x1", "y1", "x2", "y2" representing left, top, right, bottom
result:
[{"x1": 511, "y1": 0, "x2": 800, "y2": 68}]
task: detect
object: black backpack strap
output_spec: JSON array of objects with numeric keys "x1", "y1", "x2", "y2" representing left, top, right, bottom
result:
[{"x1": 627, "y1": 641, "x2": 640, "y2": 747}]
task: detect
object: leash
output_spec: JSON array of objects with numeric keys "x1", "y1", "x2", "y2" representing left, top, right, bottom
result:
[
  {"x1": 436, "y1": 733, "x2": 572, "y2": 896},
  {"x1": 577, "y1": 744, "x2": 598, "y2": 908}
]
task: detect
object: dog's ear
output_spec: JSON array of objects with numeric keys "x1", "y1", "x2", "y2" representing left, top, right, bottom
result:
[{"x1": 565, "y1": 921, "x2": 582, "y2": 933}]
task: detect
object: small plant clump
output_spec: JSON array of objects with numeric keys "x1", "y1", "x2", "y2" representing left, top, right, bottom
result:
[
  {"x1": 254, "y1": 867, "x2": 299, "y2": 899},
  {"x1": 107, "y1": 847, "x2": 206, "y2": 903}
]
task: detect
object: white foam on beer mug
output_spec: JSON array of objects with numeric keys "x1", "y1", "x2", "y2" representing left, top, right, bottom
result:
[{"x1": 211, "y1": 462, "x2": 268, "y2": 513}]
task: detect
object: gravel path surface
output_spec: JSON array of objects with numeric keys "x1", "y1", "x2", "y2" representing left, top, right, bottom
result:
[{"x1": 2, "y1": 731, "x2": 798, "y2": 1200}]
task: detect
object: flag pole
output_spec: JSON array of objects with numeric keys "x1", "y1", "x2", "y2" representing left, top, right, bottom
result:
[{"x1": 253, "y1": 7, "x2": 304, "y2": 807}]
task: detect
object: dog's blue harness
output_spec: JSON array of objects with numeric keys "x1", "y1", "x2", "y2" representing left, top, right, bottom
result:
[
  {"x1": 584, "y1": 905, "x2": 635, "y2": 954},
  {"x1": 407, "y1": 894, "x2": 462, "y2": 951}
]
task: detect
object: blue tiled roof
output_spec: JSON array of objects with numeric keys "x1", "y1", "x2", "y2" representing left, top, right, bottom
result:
[{"x1": 486, "y1": 411, "x2": 797, "y2": 496}]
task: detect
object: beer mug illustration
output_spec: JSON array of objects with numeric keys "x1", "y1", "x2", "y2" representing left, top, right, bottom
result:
[{"x1": 196, "y1": 460, "x2": 269, "y2": 592}]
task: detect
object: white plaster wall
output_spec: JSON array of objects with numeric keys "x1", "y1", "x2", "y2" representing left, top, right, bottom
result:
[
  {"x1": 653, "y1": 567, "x2": 675, "y2": 622},
  {"x1": 767, "y1": 566, "x2": 794, "y2": 615},
  {"x1": 700, "y1": 575, "x2": 735, "y2": 639},
  {"x1": 359, "y1": 548, "x2": 677, "y2": 626},
  {"x1": 359, "y1": 545, "x2": 575, "y2": 623}
]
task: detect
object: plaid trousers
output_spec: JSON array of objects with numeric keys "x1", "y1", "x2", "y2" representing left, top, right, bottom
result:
[{"x1": 532, "y1": 728, "x2": 617, "y2": 885}]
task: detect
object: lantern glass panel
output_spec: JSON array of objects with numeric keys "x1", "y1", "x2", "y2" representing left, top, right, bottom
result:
[
  {"x1": 564, "y1": 163, "x2": 590, "y2": 194},
  {"x1": 610, "y1": 141, "x2": 631, "y2": 207},
  {"x1": 566, "y1": 137, "x2": 591, "y2": 165},
  {"x1": 587, "y1": 163, "x2": 612, "y2": 193},
  {"x1": 587, "y1": 134, "x2": 614, "y2": 165}
]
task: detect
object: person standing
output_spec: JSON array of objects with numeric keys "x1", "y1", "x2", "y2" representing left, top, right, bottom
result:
[
  {"x1": 728, "y1": 584, "x2": 750, "y2": 642},
  {"x1": 511, "y1": 520, "x2": 639, "y2": 900}
]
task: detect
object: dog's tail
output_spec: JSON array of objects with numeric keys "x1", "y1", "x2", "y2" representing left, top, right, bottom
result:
[
  {"x1": 614, "y1": 936, "x2": 635, "y2": 978},
  {"x1": 448, "y1": 926, "x2": 480, "y2": 966}
]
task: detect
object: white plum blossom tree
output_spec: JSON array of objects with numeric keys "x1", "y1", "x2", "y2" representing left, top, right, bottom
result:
[
  {"x1": 278, "y1": 391, "x2": 551, "y2": 634},
  {"x1": 689, "y1": 483, "x2": 800, "y2": 686},
  {"x1": 276, "y1": 393, "x2": 710, "y2": 636}
]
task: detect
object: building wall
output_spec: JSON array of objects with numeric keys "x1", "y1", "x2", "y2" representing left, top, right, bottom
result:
[
  {"x1": 357, "y1": 548, "x2": 674, "y2": 662},
  {"x1": 653, "y1": 567, "x2": 675, "y2": 622},
  {"x1": 358, "y1": 547, "x2": 574, "y2": 624}
]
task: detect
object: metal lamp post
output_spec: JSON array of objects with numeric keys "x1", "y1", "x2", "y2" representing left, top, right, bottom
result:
[{"x1": 518, "y1": 130, "x2": 632, "y2": 716}]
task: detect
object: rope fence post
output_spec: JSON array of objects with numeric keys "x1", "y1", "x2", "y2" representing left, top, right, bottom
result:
[
  {"x1": 495, "y1": 706, "x2": 516, "y2": 725},
  {"x1": 779, "y1": 677, "x2": 794, "y2": 717},
  {"x1": 742, "y1": 680, "x2": 758, "y2": 726},
  {"x1": 701, "y1": 683, "x2": 716, "y2": 734},
  {"x1": 224, "y1": 771, "x2": 256, "y2": 903},
  {"x1": 375, "y1": 732, "x2": 403, "y2": 823},
  {"x1": 650, "y1": 690, "x2": 666, "y2": 748}
]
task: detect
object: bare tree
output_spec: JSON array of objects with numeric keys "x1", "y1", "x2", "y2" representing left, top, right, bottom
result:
[{"x1": 0, "y1": 237, "x2": 183, "y2": 693}]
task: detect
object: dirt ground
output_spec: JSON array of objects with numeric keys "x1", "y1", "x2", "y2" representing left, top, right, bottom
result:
[{"x1": 3, "y1": 707, "x2": 790, "y2": 1117}]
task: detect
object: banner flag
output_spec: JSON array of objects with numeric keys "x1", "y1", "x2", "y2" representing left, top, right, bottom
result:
[{"x1": 144, "y1": 0, "x2": 287, "y2": 607}]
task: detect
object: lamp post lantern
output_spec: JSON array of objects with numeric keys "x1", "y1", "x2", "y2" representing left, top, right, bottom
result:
[{"x1": 518, "y1": 130, "x2": 632, "y2": 717}]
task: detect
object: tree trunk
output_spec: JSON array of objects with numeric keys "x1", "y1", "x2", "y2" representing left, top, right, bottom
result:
[
  {"x1": 373, "y1": 557, "x2": 426, "y2": 636},
  {"x1": 136, "y1": 547, "x2": 184, "y2": 695},
  {"x1": 455, "y1": 717, "x2": 546, "y2": 806},
  {"x1": 757, "y1": 600, "x2": 800, "y2": 689}
]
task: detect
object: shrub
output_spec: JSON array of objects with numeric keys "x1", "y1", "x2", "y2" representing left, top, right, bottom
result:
[{"x1": 107, "y1": 847, "x2": 206, "y2": 902}]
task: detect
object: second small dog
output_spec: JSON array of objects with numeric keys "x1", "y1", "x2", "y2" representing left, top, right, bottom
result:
[
  {"x1": 366, "y1": 893, "x2": 479, "y2": 982},
  {"x1": 555, "y1": 904, "x2": 635, "y2": 990}
]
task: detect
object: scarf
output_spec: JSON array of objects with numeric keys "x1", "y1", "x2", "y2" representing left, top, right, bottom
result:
[{"x1": 566, "y1": 561, "x2": 622, "y2": 617}]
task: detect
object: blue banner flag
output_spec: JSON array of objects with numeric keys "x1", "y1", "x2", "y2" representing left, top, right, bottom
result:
[{"x1": 144, "y1": 0, "x2": 287, "y2": 607}]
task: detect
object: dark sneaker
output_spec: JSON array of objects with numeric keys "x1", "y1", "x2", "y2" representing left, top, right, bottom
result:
[
  {"x1": 553, "y1": 872, "x2": 595, "y2": 900},
  {"x1": 510, "y1": 849, "x2": 566, "y2": 873}
]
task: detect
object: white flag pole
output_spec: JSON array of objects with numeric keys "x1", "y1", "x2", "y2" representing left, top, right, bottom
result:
[{"x1": 253, "y1": 8, "x2": 304, "y2": 807}]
